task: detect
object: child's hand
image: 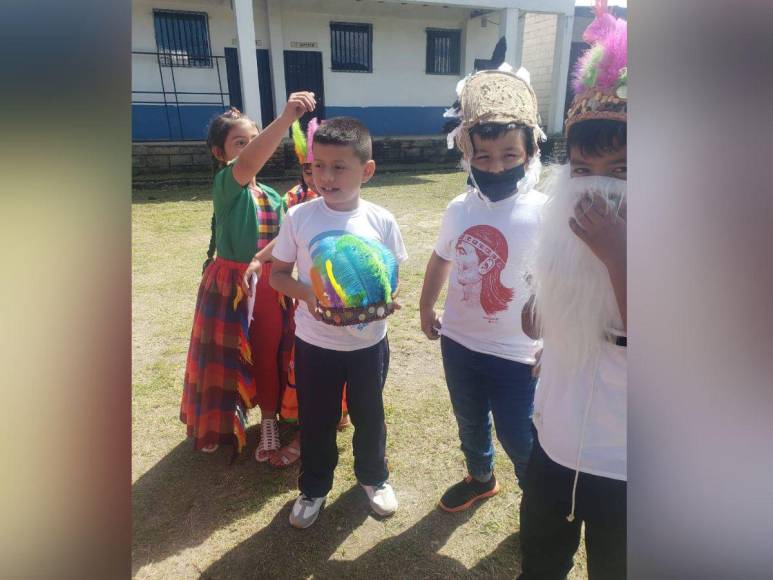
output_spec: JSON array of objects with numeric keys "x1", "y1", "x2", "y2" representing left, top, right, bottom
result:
[
  {"x1": 302, "y1": 286, "x2": 323, "y2": 321},
  {"x1": 282, "y1": 92, "x2": 316, "y2": 123},
  {"x1": 569, "y1": 191, "x2": 626, "y2": 270},
  {"x1": 420, "y1": 308, "x2": 442, "y2": 340},
  {"x1": 241, "y1": 258, "x2": 262, "y2": 296}
]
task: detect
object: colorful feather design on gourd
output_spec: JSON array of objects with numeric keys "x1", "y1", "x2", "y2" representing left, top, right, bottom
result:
[
  {"x1": 309, "y1": 232, "x2": 398, "y2": 309},
  {"x1": 332, "y1": 235, "x2": 390, "y2": 306},
  {"x1": 571, "y1": 0, "x2": 627, "y2": 98},
  {"x1": 310, "y1": 267, "x2": 332, "y2": 307}
]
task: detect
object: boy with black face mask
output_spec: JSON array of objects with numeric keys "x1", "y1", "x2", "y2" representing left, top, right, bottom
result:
[{"x1": 419, "y1": 65, "x2": 546, "y2": 511}]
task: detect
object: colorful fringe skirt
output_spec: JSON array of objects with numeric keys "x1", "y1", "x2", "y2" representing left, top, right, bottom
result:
[
  {"x1": 279, "y1": 341, "x2": 348, "y2": 423},
  {"x1": 248, "y1": 261, "x2": 295, "y2": 417},
  {"x1": 181, "y1": 257, "x2": 257, "y2": 452}
]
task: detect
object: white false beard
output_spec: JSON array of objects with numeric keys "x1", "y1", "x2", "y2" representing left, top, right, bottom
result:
[{"x1": 531, "y1": 165, "x2": 627, "y2": 370}]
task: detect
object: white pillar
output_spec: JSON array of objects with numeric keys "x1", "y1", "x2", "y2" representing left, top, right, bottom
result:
[
  {"x1": 548, "y1": 13, "x2": 574, "y2": 135},
  {"x1": 233, "y1": 0, "x2": 262, "y2": 126},
  {"x1": 515, "y1": 11, "x2": 525, "y2": 69},
  {"x1": 462, "y1": 15, "x2": 476, "y2": 75},
  {"x1": 266, "y1": 0, "x2": 287, "y2": 117},
  {"x1": 499, "y1": 8, "x2": 522, "y2": 68}
]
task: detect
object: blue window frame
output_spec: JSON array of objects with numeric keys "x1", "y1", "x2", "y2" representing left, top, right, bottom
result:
[
  {"x1": 426, "y1": 28, "x2": 461, "y2": 75},
  {"x1": 153, "y1": 10, "x2": 212, "y2": 68},
  {"x1": 330, "y1": 22, "x2": 372, "y2": 72}
]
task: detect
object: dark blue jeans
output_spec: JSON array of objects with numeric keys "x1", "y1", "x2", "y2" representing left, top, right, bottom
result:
[{"x1": 441, "y1": 335, "x2": 537, "y2": 485}]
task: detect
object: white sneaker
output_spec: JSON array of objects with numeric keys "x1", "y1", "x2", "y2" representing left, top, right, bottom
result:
[
  {"x1": 360, "y1": 482, "x2": 398, "y2": 516},
  {"x1": 289, "y1": 494, "x2": 326, "y2": 529}
]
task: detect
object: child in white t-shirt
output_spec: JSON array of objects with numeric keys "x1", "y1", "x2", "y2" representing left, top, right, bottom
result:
[
  {"x1": 419, "y1": 66, "x2": 545, "y2": 512},
  {"x1": 270, "y1": 117, "x2": 407, "y2": 529},
  {"x1": 518, "y1": 3, "x2": 628, "y2": 577}
]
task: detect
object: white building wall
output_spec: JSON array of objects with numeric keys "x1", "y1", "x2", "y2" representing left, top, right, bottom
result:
[
  {"x1": 131, "y1": 0, "x2": 571, "y2": 139},
  {"x1": 465, "y1": 14, "x2": 502, "y2": 72},
  {"x1": 280, "y1": 9, "x2": 499, "y2": 108},
  {"x1": 520, "y1": 12, "x2": 557, "y2": 125},
  {"x1": 132, "y1": 0, "x2": 270, "y2": 105},
  {"x1": 132, "y1": 0, "x2": 505, "y2": 108}
]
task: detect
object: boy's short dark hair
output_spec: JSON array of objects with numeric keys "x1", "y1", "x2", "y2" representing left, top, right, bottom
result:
[
  {"x1": 469, "y1": 122, "x2": 536, "y2": 159},
  {"x1": 313, "y1": 117, "x2": 372, "y2": 163},
  {"x1": 567, "y1": 119, "x2": 626, "y2": 158}
]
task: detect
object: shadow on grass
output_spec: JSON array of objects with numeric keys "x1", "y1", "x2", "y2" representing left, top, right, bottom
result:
[
  {"x1": 469, "y1": 531, "x2": 523, "y2": 578},
  {"x1": 200, "y1": 496, "x2": 516, "y2": 579},
  {"x1": 131, "y1": 425, "x2": 297, "y2": 575}
]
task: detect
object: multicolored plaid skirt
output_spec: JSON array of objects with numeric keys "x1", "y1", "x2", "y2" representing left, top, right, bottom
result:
[{"x1": 181, "y1": 257, "x2": 256, "y2": 453}]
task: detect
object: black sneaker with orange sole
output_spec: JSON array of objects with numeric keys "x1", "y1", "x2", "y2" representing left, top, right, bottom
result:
[{"x1": 439, "y1": 474, "x2": 499, "y2": 512}]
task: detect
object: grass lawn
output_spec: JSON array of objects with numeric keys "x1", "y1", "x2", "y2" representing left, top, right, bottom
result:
[{"x1": 132, "y1": 169, "x2": 587, "y2": 579}]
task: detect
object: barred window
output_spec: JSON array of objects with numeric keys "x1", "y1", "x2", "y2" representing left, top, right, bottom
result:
[
  {"x1": 153, "y1": 10, "x2": 212, "y2": 68},
  {"x1": 426, "y1": 29, "x2": 461, "y2": 75},
  {"x1": 330, "y1": 22, "x2": 372, "y2": 72}
]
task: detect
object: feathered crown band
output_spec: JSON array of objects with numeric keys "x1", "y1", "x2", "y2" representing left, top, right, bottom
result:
[{"x1": 565, "y1": 0, "x2": 627, "y2": 134}]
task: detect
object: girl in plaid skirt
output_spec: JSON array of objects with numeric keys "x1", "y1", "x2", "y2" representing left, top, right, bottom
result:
[{"x1": 181, "y1": 93, "x2": 316, "y2": 455}]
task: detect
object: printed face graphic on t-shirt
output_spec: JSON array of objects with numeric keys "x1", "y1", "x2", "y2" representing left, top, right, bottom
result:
[
  {"x1": 456, "y1": 241, "x2": 483, "y2": 286},
  {"x1": 454, "y1": 225, "x2": 514, "y2": 316}
]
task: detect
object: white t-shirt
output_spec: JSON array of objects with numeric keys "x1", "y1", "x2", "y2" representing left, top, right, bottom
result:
[
  {"x1": 434, "y1": 186, "x2": 545, "y2": 364},
  {"x1": 533, "y1": 331, "x2": 627, "y2": 481},
  {"x1": 272, "y1": 197, "x2": 408, "y2": 352}
]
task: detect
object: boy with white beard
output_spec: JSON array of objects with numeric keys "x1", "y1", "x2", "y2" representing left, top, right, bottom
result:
[{"x1": 518, "y1": 1, "x2": 628, "y2": 578}]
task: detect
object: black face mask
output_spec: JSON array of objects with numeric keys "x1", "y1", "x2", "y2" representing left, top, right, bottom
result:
[{"x1": 468, "y1": 163, "x2": 526, "y2": 202}]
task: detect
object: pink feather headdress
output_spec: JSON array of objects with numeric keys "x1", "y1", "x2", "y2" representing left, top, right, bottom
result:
[
  {"x1": 291, "y1": 117, "x2": 321, "y2": 165},
  {"x1": 565, "y1": 0, "x2": 627, "y2": 134}
]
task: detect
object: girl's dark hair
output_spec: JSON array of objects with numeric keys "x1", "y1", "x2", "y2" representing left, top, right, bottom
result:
[
  {"x1": 566, "y1": 119, "x2": 626, "y2": 159},
  {"x1": 202, "y1": 107, "x2": 256, "y2": 274},
  {"x1": 201, "y1": 213, "x2": 217, "y2": 274},
  {"x1": 469, "y1": 122, "x2": 536, "y2": 159},
  {"x1": 299, "y1": 163, "x2": 311, "y2": 193},
  {"x1": 206, "y1": 107, "x2": 255, "y2": 172}
]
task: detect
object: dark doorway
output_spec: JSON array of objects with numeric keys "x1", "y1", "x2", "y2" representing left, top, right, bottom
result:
[
  {"x1": 224, "y1": 48, "x2": 275, "y2": 126},
  {"x1": 283, "y1": 50, "x2": 326, "y2": 127}
]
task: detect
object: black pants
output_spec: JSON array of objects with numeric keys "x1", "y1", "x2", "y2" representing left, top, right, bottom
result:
[
  {"x1": 518, "y1": 433, "x2": 627, "y2": 580},
  {"x1": 295, "y1": 336, "x2": 390, "y2": 498}
]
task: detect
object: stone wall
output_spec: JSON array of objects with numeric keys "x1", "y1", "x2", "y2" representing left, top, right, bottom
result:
[
  {"x1": 133, "y1": 136, "x2": 463, "y2": 178},
  {"x1": 133, "y1": 134, "x2": 568, "y2": 179},
  {"x1": 521, "y1": 13, "x2": 558, "y2": 124}
]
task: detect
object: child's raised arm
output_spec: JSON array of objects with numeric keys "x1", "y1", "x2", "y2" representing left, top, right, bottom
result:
[
  {"x1": 419, "y1": 251, "x2": 452, "y2": 340},
  {"x1": 232, "y1": 92, "x2": 316, "y2": 186}
]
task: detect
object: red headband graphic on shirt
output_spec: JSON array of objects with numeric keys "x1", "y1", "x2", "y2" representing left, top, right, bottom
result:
[
  {"x1": 455, "y1": 225, "x2": 514, "y2": 316},
  {"x1": 458, "y1": 232, "x2": 506, "y2": 275}
]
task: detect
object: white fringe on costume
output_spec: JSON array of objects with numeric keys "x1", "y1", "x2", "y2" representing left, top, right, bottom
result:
[{"x1": 531, "y1": 165, "x2": 626, "y2": 371}]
